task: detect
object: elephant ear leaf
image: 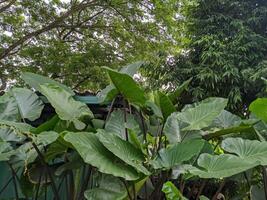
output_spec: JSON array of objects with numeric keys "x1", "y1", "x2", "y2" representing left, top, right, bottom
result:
[
  {"x1": 0, "y1": 141, "x2": 13, "y2": 161},
  {"x1": 162, "y1": 181, "x2": 188, "y2": 200},
  {"x1": 21, "y1": 72, "x2": 75, "y2": 95},
  {"x1": 39, "y1": 83, "x2": 93, "y2": 130},
  {"x1": 163, "y1": 113, "x2": 181, "y2": 144},
  {"x1": 104, "y1": 67, "x2": 147, "y2": 107},
  {"x1": 84, "y1": 174, "x2": 127, "y2": 200},
  {"x1": 249, "y1": 98, "x2": 267, "y2": 123},
  {"x1": 178, "y1": 97, "x2": 228, "y2": 131},
  {"x1": 222, "y1": 137, "x2": 267, "y2": 165},
  {"x1": 0, "y1": 92, "x2": 19, "y2": 121},
  {"x1": 152, "y1": 139, "x2": 204, "y2": 169},
  {"x1": 11, "y1": 87, "x2": 44, "y2": 121},
  {"x1": 97, "y1": 130, "x2": 150, "y2": 175},
  {"x1": 188, "y1": 153, "x2": 258, "y2": 179},
  {"x1": 64, "y1": 132, "x2": 139, "y2": 180}
]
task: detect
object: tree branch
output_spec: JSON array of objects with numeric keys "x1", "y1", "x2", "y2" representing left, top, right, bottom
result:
[{"x1": 0, "y1": 0, "x2": 98, "y2": 60}]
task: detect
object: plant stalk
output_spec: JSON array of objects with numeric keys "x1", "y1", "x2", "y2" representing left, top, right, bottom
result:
[{"x1": 262, "y1": 166, "x2": 267, "y2": 199}]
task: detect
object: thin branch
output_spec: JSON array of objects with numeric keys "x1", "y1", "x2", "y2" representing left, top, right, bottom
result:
[
  {"x1": 0, "y1": 0, "x2": 98, "y2": 60},
  {"x1": 0, "y1": 0, "x2": 15, "y2": 13}
]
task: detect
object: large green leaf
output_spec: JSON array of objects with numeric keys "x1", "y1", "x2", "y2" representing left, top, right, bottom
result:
[
  {"x1": 64, "y1": 132, "x2": 139, "y2": 180},
  {"x1": 0, "y1": 141, "x2": 13, "y2": 161},
  {"x1": 105, "y1": 110, "x2": 140, "y2": 139},
  {"x1": 212, "y1": 110, "x2": 241, "y2": 128},
  {"x1": 84, "y1": 174, "x2": 127, "y2": 200},
  {"x1": 105, "y1": 67, "x2": 147, "y2": 107},
  {"x1": 97, "y1": 130, "x2": 150, "y2": 175},
  {"x1": 11, "y1": 87, "x2": 44, "y2": 121},
  {"x1": 168, "y1": 78, "x2": 192, "y2": 105},
  {"x1": 222, "y1": 137, "x2": 267, "y2": 165},
  {"x1": 249, "y1": 98, "x2": 267, "y2": 123},
  {"x1": 188, "y1": 153, "x2": 258, "y2": 178},
  {"x1": 162, "y1": 181, "x2": 188, "y2": 200},
  {"x1": 21, "y1": 72, "x2": 75, "y2": 95},
  {"x1": 0, "y1": 92, "x2": 19, "y2": 121},
  {"x1": 163, "y1": 113, "x2": 181, "y2": 144},
  {"x1": 97, "y1": 61, "x2": 144, "y2": 104},
  {"x1": 177, "y1": 97, "x2": 228, "y2": 131},
  {"x1": 154, "y1": 91, "x2": 176, "y2": 120},
  {"x1": 152, "y1": 139, "x2": 204, "y2": 169},
  {"x1": 39, "y1": 83, "x2": 93, "y2": 130},
  {"x1": 31, "y1": 131, "x2": 59, "y2": 146}
]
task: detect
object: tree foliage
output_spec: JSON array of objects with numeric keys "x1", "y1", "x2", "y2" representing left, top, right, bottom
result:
[{"x1": 143, "y1": 0, "x2": 267, "y2": 113}]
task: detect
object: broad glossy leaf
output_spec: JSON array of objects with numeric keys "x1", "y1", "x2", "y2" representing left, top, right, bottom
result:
[
  {"x1": 105, "y1": 110, "x2": 140, "y2": 139},
  {"x1": 97, "y1": 61, "x2": 144, "y2": 104},
  {"x1": 0, "y1": 120, "x2": 34, "y2": 133},
  {"x1": 154, "y1": 91, "x2": 176, "y2": 120},
  {"x1": 163, "y1": 113, "x2": 181, "y2": 143},
  {"x1": 64, "y1": 132, "x2": 139, "y2": 180},
  {"x1": 212, "y1": 110, "x2": 241, "y2": 128},
  {"x1": 105, "y1": 67, "x2": 146, "y2": 107},
  {"x1": 162, "y1": 181, "x2": 188, "y2": 200},
  {"x1": 11, "y1": 87, "x2": 44, "y2": 121},
  {"x1": 39, "y1": 83, "x2": 93, "y2": 130},
  {"x1": 97, "y1": 130, "x2": 150, "y2": 175},
  {"x1": 222, "y1": 137, "x2": 267, "y2": 165},
  {"x1": 0, "y1": 141, "x2": 13, "y2": 161},
  {"x1": 21, "y1": 72, "x2": 75, "y2": 95},
  {"x1": 97, "y1": 84, "x2": 118, "y2": 104},
  {"x1": 0, "y1": 126, "x2": 25, "y2": 142},
  {"x1": 84, "y1": 174, "x2": 127, "y2": 200},
  {"x1": 250, "y1": 98, "x2": 267, "y2": 123},
  {"x1": 189, "y1": 153, "x2": 258, "y2": 178},
  {"x1": 168, "y1": 78, "x2": 192, "y2": 104},
  {"x1": 31, "y1": 131, "x2": 58, "y2": 146},
  {"x1": 178, "y1": 97, "x2": 228, "y2": 131},
  {"x1": 152, "y1": 139, "x2": 204, "y2": 169},
  {"x1": 0, "y1": 92, "x2": 19, "y2": 121}
]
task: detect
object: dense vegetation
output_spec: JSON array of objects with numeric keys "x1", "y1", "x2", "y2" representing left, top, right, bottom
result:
[{"x1": 1, "y1": 63, "x2": 267, "y2": 199}]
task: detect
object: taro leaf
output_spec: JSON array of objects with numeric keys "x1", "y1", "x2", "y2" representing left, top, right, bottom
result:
[
  {"x1": 168, "y1": 78, "x2": 192, "y2": 105},
  {"x1": 84, "y1": 174, "x2": 127, "y2": 200},
  {"x1": 97, "y1": 61, "x2": 144, "y2": 104},
  {"x1": 21, "y1": 72, "x2": 75, "y2": 95},
  {"x1": 39, "y1": 83, "x2": 93, "y2": 130},
  {"x1": 97, "y1": 84, "x2": 118, "y2": 104},
  {"x1": 32, "y1": 115, "x2": 59, "y2": 134},
  {"x1": 0, "y1": 92, "x2": 19, "y2": 121},
  {"x1": 64, "y1": 132, "x2": 139, "y2": 180},
  {"x1": 163, "y1": 113, "x2": 181, "y2": 144},
  {"x1": 188, "y1": 153, "x2": 258, "y2": 179},
  {"x1": 105, "y1": 67, "x2": 147, "y2": 107},
  {"x1": 0, "y1": 126, "x2": 25, "y2": 142},
  {"x1": 162, "y1": 181, "x2": 188, "y2": 200},
  {"x1": 120, "y1": 61, "x2": 144, "y2": 76},
  {"x1": 177, "y1": 97, "x2": 228, "y2": 131},
  {"x1": 250, "y1": 185, "x2": 265, "y2": 200},
  {"x1": 31, "y1": 131, "x2": 59, "y2": 146},
  {"x1": 212, "y1": 110, "x2": 241, "y2": 128},
  {"x1": 199, "y1": 196, "x2": 209, "y2": 200},
  {"x1": 0, "y1": 141, "x2": 13, "y2": 161},
  {"x1": 11, "y1": 87, "x2": 44, "y2": 121},
  {"x1": 154, "y1": 91, "x2": 176, "y2": 120},
  {"x1": 0, "y1": 120, "x2": 34, "y2": 135},
  {"x1": 97, "y1": 130, "x2": 150, "y2": 175},
  {"x1": 222, "y1": 137, "x2": 267, "y2": 165},
  {"x1": 152, "y1": 139, "x2": 204, "y2": 169},
  {"x1": 249, "y1": 98, "x2": 267, "y2": 123},
  {"x1": 105, "y1": 110, "x2": 140, "y2": 139},
  {"x1": 45, "y1": 141, "x2": 67, "y2": 162}
]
